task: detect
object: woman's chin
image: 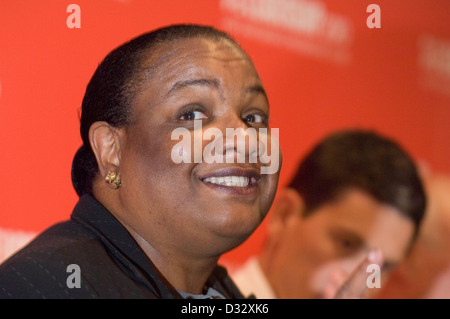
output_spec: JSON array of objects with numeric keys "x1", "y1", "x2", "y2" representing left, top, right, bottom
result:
[{"x1": 208, "y1": 211, "x2": 264, "y2": 249}]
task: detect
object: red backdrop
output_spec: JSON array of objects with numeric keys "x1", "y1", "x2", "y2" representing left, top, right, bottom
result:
[{"x1": 1, "y1": 0, "x2": 449, "y2": 265}]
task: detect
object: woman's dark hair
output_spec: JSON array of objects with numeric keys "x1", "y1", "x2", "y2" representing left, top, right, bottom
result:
[
  {"x1": 288, "y1": 129, "x2": 427, "y2": 240},
  {"x1": 72, "y1": 24, "x2": 241, "y2": 196}
]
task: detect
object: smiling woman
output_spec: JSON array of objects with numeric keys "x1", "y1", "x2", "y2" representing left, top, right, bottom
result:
[{"x1": 0, "y1": 24, "x2": 280, "y2": 299}]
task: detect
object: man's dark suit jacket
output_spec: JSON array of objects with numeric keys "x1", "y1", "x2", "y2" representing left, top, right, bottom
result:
[{"x1": 0, "y1": 194, "x2": 245, "y2": 299}]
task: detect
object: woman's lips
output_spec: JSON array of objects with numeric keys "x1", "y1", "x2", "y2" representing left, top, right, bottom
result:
[
  {"x1": 199, "y1": 168, "x2": 261, "y2": 196},
  {"x1": 203, "y1": 176, "x2": 250, "y2": 187}
]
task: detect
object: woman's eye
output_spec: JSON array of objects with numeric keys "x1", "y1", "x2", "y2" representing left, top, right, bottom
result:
[
  {"x1": 244, "y1": 114, "x2": 266, "y2": 124},
  {"x1": 179, "y1": 110, "x2": 207, "y2": 121}
]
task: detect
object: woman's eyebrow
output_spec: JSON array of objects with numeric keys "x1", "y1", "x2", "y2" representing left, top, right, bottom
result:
[
  {"x1": 246, "y1": 85, "x2": 268, "y2": 103},
  {"x1": 166, "y1": 79, "x2": 268, "y2": 103},
  {"x1": 166, "y1": 78, "x2": 221, "y2": 97}
]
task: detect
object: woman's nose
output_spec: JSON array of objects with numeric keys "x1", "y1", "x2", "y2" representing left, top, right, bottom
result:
[{"x1": 209, "y1": 115, "x2": 259, "y2": 164}]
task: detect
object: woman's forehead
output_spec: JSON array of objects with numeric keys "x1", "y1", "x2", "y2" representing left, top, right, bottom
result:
[
  {"x1": 125, "y1": 37, "x2": 266, "y2": 123},
  {"x1": 140, "y1": 37, "x2": 253, "y2": 79}
]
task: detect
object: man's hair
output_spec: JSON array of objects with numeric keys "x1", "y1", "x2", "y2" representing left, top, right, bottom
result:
[
  {"x1": 288, "y1": 129, "x2": 426, "y2": 239},
  {"x1": 71, "y1": 24, "x2": 242, "y2": 196}
]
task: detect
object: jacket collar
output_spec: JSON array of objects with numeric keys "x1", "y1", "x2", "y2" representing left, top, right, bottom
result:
[{"x1": 70, "y1": 194, "x2": 182, "y2": 298}]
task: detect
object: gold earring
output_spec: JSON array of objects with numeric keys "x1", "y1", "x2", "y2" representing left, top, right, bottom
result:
[{"x1": 105, "y1": 170, "x2": 121, "y2": 189}]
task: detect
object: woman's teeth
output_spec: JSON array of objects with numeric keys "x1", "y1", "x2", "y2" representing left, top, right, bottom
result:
[{"x1": 203, "y1": 176, "x2": 250, "y2": 187}]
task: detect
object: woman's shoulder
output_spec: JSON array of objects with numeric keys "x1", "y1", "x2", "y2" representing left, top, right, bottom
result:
[{"x1": 0, "y1": 220, "x2": 103, "y2": 298}]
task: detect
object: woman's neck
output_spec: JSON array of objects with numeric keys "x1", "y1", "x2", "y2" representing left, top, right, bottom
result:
[
  {"x1": 93, "y1": 187, "x2": 220, "y2": 294},
  {"x1": 126, "y1": 223, "x2": 219, "y2": 294}
]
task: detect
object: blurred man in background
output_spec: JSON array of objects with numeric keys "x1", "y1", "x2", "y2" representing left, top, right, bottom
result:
[
  {"x1": 376, "y1": 173, "x2": 450, "y2": 298},
  {"x1": 232, "y1": 129, "x2": 427, "y2": 299}
]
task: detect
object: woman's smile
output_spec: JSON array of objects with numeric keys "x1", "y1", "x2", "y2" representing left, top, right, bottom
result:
[{"x1": 199, "y1": 166, "x2": 262, "y2": 198}]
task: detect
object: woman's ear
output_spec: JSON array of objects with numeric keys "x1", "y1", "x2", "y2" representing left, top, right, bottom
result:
[
  {"x1": 268, "y1": 187, "x2": 305, "y2": 237},
  {"x1": 89, "y1": 121, "x2": 122, "y2": 178}
]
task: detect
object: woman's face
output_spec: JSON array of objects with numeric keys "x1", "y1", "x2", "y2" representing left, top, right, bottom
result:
[{"x1": 116, "y1": 37, "x2": 280, "y2": 258}]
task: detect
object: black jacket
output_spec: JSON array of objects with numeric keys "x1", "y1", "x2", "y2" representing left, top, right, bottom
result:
[{"x1": 0, "y1": 194, "x2": 245, "y2": 299}]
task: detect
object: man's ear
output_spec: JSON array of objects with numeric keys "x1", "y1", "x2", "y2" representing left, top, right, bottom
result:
[
  {"x1": 268, "y1": 187, "x2": 305, "y2": 237},
  {"x1": 89, "y1": 121, "x2": 123, "y2": 178}
]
